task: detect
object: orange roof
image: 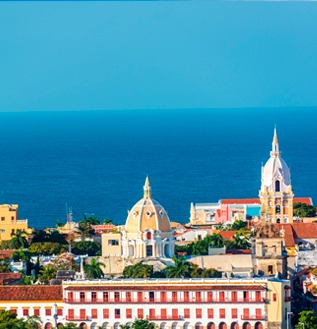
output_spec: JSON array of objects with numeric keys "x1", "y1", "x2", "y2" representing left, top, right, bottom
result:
[
  {"x1": 274, "y1": 224, "x2": 295, "y2": 247},
  {"x1": 221, "y1": 199, "x2": 260, "y2": 205},
  {"x1": 292, "y1": 223, "x2": 317, "y2": 239},
  {"x1": 221, "y1": 197, "x2": 312, "y2": 206},
  {"x1": 0, "y1": 273, "x2": 22, "y2": 285},
  {"x1": 0, "y1": 250, "x2": 16, "y2": 259},
  {"x1": 216, "y1": 230, "x2": 237, "y2": 240},
  {"x1": 0, "y1": 285, "x2": 62, "y2": 300}
]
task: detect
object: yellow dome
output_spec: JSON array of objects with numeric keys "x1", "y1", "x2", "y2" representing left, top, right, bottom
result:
[{"x1": 125, "y1": 177, "x2": 171, "y2": 233}]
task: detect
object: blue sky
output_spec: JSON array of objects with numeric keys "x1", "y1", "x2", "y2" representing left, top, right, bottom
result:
[{"x1": 0, "y1": 2, "x2": 317, "y2": 112}]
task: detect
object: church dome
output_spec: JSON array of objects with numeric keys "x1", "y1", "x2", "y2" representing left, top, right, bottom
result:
[
  {"x1": 125, "y1": 177, "x2": 171, "y2": 233},
  {"x1": 261, "y1": 128, "x2": 291, "y2": 190}
]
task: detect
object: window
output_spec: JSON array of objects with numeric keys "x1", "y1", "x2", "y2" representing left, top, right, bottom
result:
[
  {"x1": 172, "y1": 292, "x2": 178, "y2": 302},
  {"x1": 275, "y1": 180, "x2": 280, "y2": 192},
  {"x1": 268, "y1": 265, "x2": 273, "y2": 275},
  {"x1": 149, "y1": 308, "x2": 155, "y2": 319},
  {"x1": 80, "y1": 309, "x2": 86, "y2": 320},
  {"x1": 231, "y1": 291, "x2": 237, "y2": 302},
  {"x1": 243, "y1": 308, "x2": 249, "y2": 319},
  {"x1": 34, "y1": 308, "x2": 40, "y2": 316},
  {"x1": 11, "y1": 216, "x2": 14, "y2": 221},
  {"x1": 146, "y1": 232, "x2": 152, "y2": 240},
  {"x1": 11, "y1": 229, "x2": 15, "y2": 234},
  {"x1": 196, "y1": 292, "x2": 201, "y2": 302},
  {"x1": 57, "y1": 308, "x2": 63, "y2": 316},
  {"x1": 196, "y1": 309, "x2": 202, "y2": 318},
  {"x1": 161, "y1": 292, "x2": 166, "y2": 302},
  {"x1": 184, "y1": 291, "x2": 189, "y2": 302},
  {"x1": 146, "y1": 245, "x2": 153, "y2": 257},
  {"x1": 137, "y1": 309, "x2": 144, "y2": 318},
  {"x1": 45, "y1": 308, "x2": 51, "y2": 316},
  {"x1": 276, "y1": 205, "x2": 281, "y2": 214},
  {"x1": 80, "y1": 292, "x2": 85, "y2": 302},
  {"x1": 207, "y1": 309, "x2": 214, "y2": 318},
  {"x1": 207, "y1": 292, "x2": 213, "y2": 302},
  {"x1": 243, "y1": 291, "x2": 249, "y2": 302},
  {"x1": 273, "y1": 293, "x2": 277, "y2": 302},
  {"x1": 23, "y1": 309, "x2": 29, "y2": 316},
  {"x1": 126, "y1": 292, "x2": 131, "y2": 302},
  {"x1": 92, "y1": 309, "x2": 98, "y2": 319},
  {"x1": 103, "y1": 309, "x2": 109, "y2": 318},
  {"x1": 219, "y1": 292, "x2": 225, "y2": 302},
  {"x1": 126, "y1": 309, "x2": 132, "y2": 319},
  {"x1": 115, "y1": 309, "x2": 121, "y2": 319},
  {"x1": 108, "y1": 239, "x2": 119, "y2": 246},
  {"x1": 68, "y1": 292, "x2": 74, "y2": 302},
  {"x1": 1, "y1": 217, "x2": 5, "y2": 221},
  {"x1": 172, "y1": 309, "x2": 178, "y2": 319},
  {"x1": 92, "y1": 292, "x2": 97, "y2": 302},
  {"x1": 219, "y1": 308, "x2": 225, "y2": 319},
  {"x1": 137, "y1": 292, "x2": 143, "y2": 302},
  {"x1": 161, "y1": 309, "x2": 167, "y2": 319},
  {"x1": 68, "y1": 309, "x2": 74, "y2": 319},
  {"x1": 184, "y1": 309, "x2": 190, "y2": 318},
  {"x1": 114, "y1": 292, "x2": 120, "y2": 302},
  {"x1": 11, "y1": 309, "x2": 17, "y2": 314},
  {"x1": 256, "y1": 291, "x2": 261, "y2": 302},
  {"x1": 103, "y1": 292, "x2": 109, "y2": 302},
  {"x1": 256, "y1": 308, "x2": 262, "y2": 319},
  {"x1": 149, "y1": 291, "x2": 155, "y2": 302},
  {"x1": 232, "y1": 308, "x2": 238, "y2": 318}
]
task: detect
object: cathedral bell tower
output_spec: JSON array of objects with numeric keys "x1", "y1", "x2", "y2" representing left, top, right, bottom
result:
[{"x1": 259, "y1": 128, "x2": 294, "y2": 224}]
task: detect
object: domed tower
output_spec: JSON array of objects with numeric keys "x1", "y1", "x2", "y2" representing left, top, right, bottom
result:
[
  {"x1": 259, "y1": 128, "x2": 294, "y2": 224},
  {"x1": 121, "y1": 177, "x2": 175, "y2": 259}
]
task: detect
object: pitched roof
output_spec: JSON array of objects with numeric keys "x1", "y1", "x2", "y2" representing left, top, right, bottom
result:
[
  {"x1": 0, "y1": 273, "x2": 22, "y2": 285},
  {"x1": 221, "y1": 197, "x2": 312, "y2": 206},
  {"x1": 291, "y1": 223, "x2": 317, "y2": 239},
  {"x1": 0, "y1": 250, "x2": 16, "y2": 260},
  {"x1": 0, "y1": 285, "x2": 63, "y2": 301},
  {"x1": 216, "y1": 231, "x2": 237, "y2": 240},
  {"x1": 274, "y1": 224, "x2": 295, "y2": 247}
]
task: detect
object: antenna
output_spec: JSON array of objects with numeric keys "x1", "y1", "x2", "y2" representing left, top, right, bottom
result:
[{"x1": 66, "y1": 203, "x2": 73, "y2": 256}]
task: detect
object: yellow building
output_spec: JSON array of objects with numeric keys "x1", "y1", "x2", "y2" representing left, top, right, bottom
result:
[
  {"x1": 0, "y1": 204, "x2": 30, "y2": 241},
  {"x1": 259, "y1": 129, "x2": 294, "y2": 224}
]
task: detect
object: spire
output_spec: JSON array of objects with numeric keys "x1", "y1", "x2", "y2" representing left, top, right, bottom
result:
[
  {"x1": 270, "y1": 126, "x2": 280, "y2": 156},
  {"x1": 143, "y1": 176, "x2": 151, "y2": 198}
]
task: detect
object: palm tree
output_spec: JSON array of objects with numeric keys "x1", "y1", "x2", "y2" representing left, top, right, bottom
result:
[
  {"x1": 84, "y1": 257, "x2": 106, "y2": 279},
  {"x1": 200, "y1": 267, "x2": 222, "y2": 278},
  {"x1": 209, "y1": 233, "x2": 224, "y2": 248},
  {"x1": 232, "y1": 232, "x2": 251, "y2": 249},
  {"x1": 38, "y1": 264, "x2": 57, "y2": 284},
  {"x1": 75, "y1": 221, "x2": 95, "y2": 240},
  {"x1": 164, "y1": 256, "x2": 191, "y2": 278},
  {"x1": 9, "y1": 229, "x2": 29, "y2": 249}
]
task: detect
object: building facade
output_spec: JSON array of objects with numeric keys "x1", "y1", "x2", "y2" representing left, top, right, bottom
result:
[
  {"x1": 0, "y1": 204, "x2": 30, "y2": 241},
  {"x1": 0, "y1": 278, "x2": 292, "y2": 329}
]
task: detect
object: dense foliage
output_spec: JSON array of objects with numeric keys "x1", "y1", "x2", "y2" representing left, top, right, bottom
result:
[
  {"x1": 72, "y1": 241, "x2": 101, "y2": 256},
  {"x1": 294, "y1": 202, "x2": 316, "y2": 218},
  {"x1": 28, "y1": 242, "x2": 68, "y2": 255},
  {"x1": 84, "y1": 257, "x2": 105, "y2": 278},
  {"x1": 295, "y1": 310, "x2": 317, "y2": 329},
  {"x1": 0, "y1": 310, "x2": 41, "y2": 329}
]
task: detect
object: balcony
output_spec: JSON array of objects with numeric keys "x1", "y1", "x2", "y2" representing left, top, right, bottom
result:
[
  {"x1": 66, "y1": 316, "x2": 90, "y2": 321},
  {"x1": 65, "y1": 298, "x2": 265, "y2": 304},
  {"x1": 284, "y1": 296, "x2": 292, "y2": 302},
  {"x1": 241, "y1": 315, "x2": 266, "y2": 321},
  {"x1": 146, "y1": 315, "x2": 182, "y2": 321}
]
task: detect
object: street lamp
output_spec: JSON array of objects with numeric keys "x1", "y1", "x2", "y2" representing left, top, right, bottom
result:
[
  {"x1": 53, "y1": 303, "x2": 58, "y2": 329},
  {"x1": 299, "y1": 322, "x2": 305, "y2": 329},
  {"x1": 287, "y1": 312, "x2": 293, "y2": 329}
]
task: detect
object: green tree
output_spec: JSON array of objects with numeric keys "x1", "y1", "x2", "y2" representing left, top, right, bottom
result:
[
  {"x1": 103, "y1": 218, "x2": 113, "y2": 224},
  {"x1": 294, "y1": 202, "x2": 316, "y2": 218},
  {"x1": 164, "y1": 256, "x2": 192, "y2": 278},
  {"x1": 0, "y1": 257, "x2": 12, "y2": 273},
  {"x1": 84, "y1": 257, "x2": 105, "y2": 279},
  {"x1": 209, "y1": 233, "x2": 224, "y2": 248},
  {"x1": 132, "y1": 319, "x2": 155, "y2": 329},
  {"x1": 225, "y1": 231, "x2": 251, "y2": 250},
  {"x1": 75, "y1": 221, "x2": 95, "y2": 240},
  {"x1": 0, "y1": 309, "x2": 25, "y2": 329},
  {"x1": 122, "y1": 263, "x2": 154, "y2": 279},
  {"x1": 295, "y1": 310, "x2": 317, "y2": 329},
  {"x1": 231, "y1": 220, "x2": 248, "y2": 230},
  {"x1": 19, "y1": 275, "x2": 35, "y2": 285},
  {"x1": 9, "y1": 229, "x2": 29, "y2": 249},
  {"x1": 72, "y1": 241, "x2": 101, "y2": 256},
  {"x1": 24, "y1": 315, "x2": 42, "y2": 329},
  {"x1": 28, "y1": 242, "x2": 67, "y2": 255},
  {"x1": 37, "y1": 264, "x2": 57, "y2": 284}
]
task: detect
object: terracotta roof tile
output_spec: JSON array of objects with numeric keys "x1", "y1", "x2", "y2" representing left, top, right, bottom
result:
[
  {"x1": 0, "y1": 273, "x2": 22, "y2": 285},
  {"x1": 216, "y1": 231, "x2": 237, "y2": 240},
  {"x1": 0, "y1": 250, "x2": 16, "y2": 260},
  {"x1": 292, "y1": 223, "x2": 317, "y2": 239},
  {"x1": 0, "y1": 285, "x2": 63, "y2": 301},
  {"x1": 274, "y1": 224, "x2": 295, "y2": 247},
  {"x1": 221, "y1": 197, "x2": 312, "y2": 206}
]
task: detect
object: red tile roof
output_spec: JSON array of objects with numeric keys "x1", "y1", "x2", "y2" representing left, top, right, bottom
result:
[
  {"x1": 0, "y1": 250, "x2": 16, "y2": 260},
  {"x1": 221, "y1": 199, "x2": 260, "y2": 205},
  {"x1": 274, "y1": 224, "x2": 295, "y2": 247},
  {"x1": 216, "y1": 231, "x2": 237, "y2": 240},
  {"x1": 226, "y1": 249, "x2": 252, "y2": 255},
  {"x1": 221, "y1": 197, "x2": 312, "y2": 206},
  {"x1": 0, "y1": 285, "x2": 63, "y2": 301},
  {"x1": 0, "y1": 273, "x2": 22, "y2": 285},
  {"x1": 292, "y1": 223, "x2": 317, "y2": 239}
]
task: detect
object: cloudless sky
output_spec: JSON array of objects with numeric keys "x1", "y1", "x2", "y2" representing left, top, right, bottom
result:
[{"x1": 0, "y1": 2, "x2": 317, "y2": 111}]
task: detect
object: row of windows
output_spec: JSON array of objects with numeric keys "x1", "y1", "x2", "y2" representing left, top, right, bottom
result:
[
  {"x1": 69, "y1": 291, "x2": 263, "y2": 303},
  {"x1": 15, "y1": 308, "x2": 62, "y2": 317},
  {"x1": 66, "y1": 308, "x2": 263, "y2": 320}
]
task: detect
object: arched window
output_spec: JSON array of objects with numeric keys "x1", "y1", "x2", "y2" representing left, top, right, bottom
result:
[
  {"x1": 275, "y1": 180, "x2": 280, "y2": 192},
  {"x1": 276, "y1": 205, "x2": 281, "y2": 214},
  {"x1": 146, "y1": 232, "x2": 152, "y2": 240},
  {"x1": 276, "y1": 218, "x2": 281, "y2": 224}
]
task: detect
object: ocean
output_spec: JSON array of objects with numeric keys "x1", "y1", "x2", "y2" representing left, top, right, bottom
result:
[{"x1": 0, "y1": 108, "x2": 316, "y2": 229}]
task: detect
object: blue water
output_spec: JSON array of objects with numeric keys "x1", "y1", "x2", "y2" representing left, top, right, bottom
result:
[{"x1": 0, "y1": 108, "x2": 316, "y2": 229}]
